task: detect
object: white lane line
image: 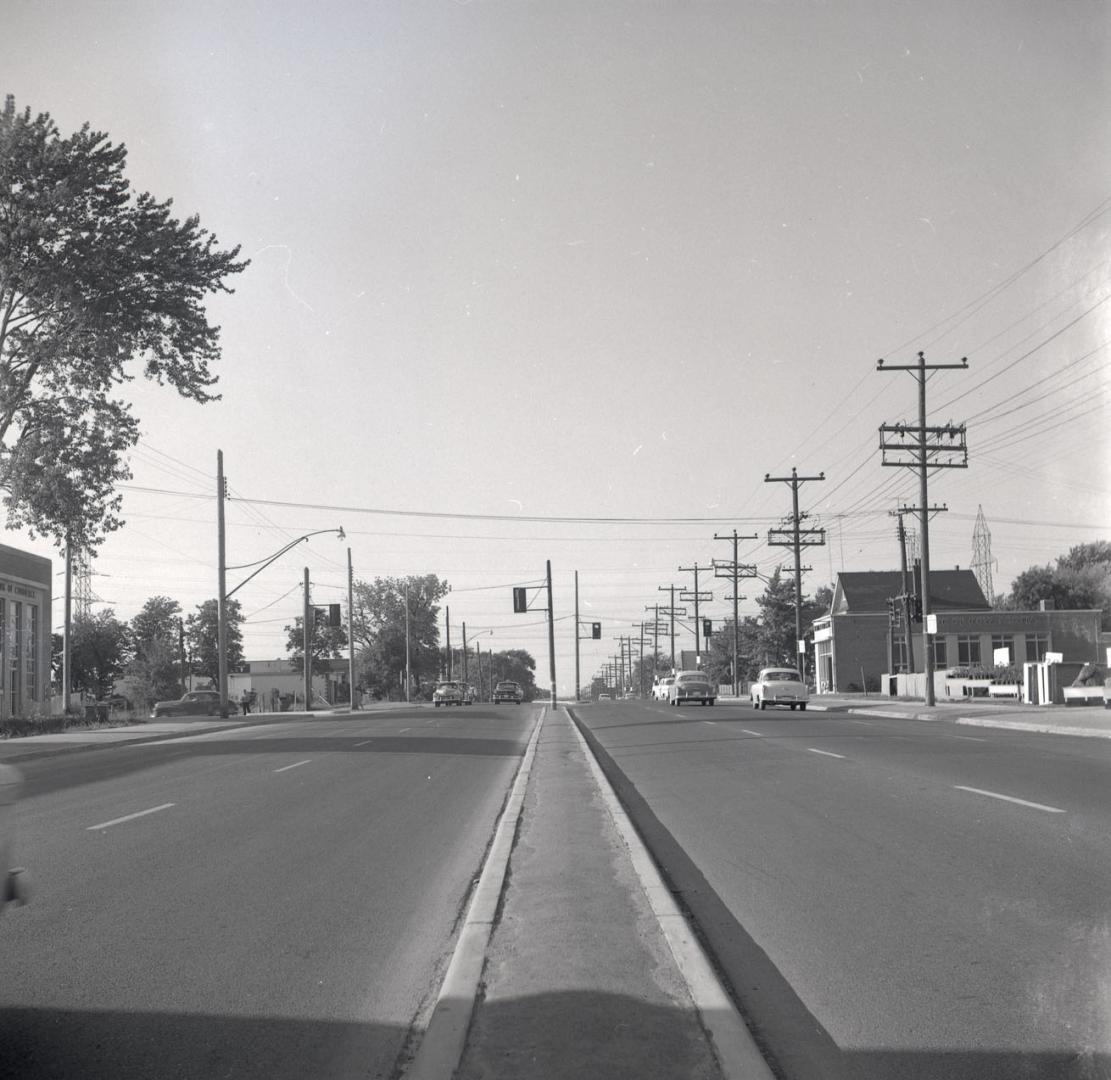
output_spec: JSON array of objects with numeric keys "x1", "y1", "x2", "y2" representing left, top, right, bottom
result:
[
  {"x1": 354, "y1": 740, "x2": 374, "y2": 747},
  {"x1": 741, "y1": 729, "x2": 763, "y2": 736},
  {"x1": 950, "y1": 735, "x2": 987, "y2": 742},
  {"x1": 88, "y1": 803, "x2": 176, "y2": 831},
  {"x1": 808, "y1": 748, "x2": 846, "y2": 759},
  {"x1": 846, "y1": 719, "x2": 875, "y2": 726},
  {"x1": 399, "y1": 727, "x2": 411, "y2": 733},
  {"x1": 701, "y1": 720, "x2": 717, "y2": 725},
  {"x1": 954, "y1": 785, "x2": 1065, "y2": 814},
  {"x1": 274, "y1": 760, "x2": 312, "y2": 773}
]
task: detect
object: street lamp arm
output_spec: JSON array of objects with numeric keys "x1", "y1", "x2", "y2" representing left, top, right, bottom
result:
[{"x1": 226, "y1": 528, "x2": 345, "y2": 599}]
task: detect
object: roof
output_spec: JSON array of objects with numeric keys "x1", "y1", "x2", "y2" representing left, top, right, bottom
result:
[{"x1": 832, "y1": 570, "x2": 989, "y2": 615}]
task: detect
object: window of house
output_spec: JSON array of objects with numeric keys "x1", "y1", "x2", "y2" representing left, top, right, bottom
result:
[
  {"x1": 1027, "y1": 632, "x2": 1051, "y2": 662},
  {"x1": 956, "y1": 634, "x2": 981, "y2": 666}
]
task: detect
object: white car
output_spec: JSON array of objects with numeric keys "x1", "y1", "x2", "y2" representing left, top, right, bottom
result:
[
  {"x1": 652, "y1": 676, "x2": 675, "y2": 702},
  {"x1": 750, "y1": 667, "x2": 809, "y2": 711},
  {"x1": 433, "y1": 680, "x2": 465, "y2": 707}
]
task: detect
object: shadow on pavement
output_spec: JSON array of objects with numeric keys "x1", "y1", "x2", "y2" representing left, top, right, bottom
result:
[{"x1": 1, "y1": 996, "x2": 1105, "y2": 1080}]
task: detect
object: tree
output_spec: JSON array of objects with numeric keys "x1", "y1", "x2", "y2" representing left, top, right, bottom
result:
[
  {"x1": 351, "y1": 574, "x2": 450, "y2": 698},
  {"x1": 69, "y1": 609, "x2": 130, "y2": 698},
  {"x1": 125, "y1": 596, "x2": 182, "y2": 704},
  {"x1": 1005, "y1": 541, "x2": 1111, "y2": 628},
  {"x1": 185, "y1": 598, "x2": 244, "y2": 683},
  {"x1": 0, "y1": 96, "x2": 248, "y2": 551},
  {"x1": 486, "y1": 649, "x2": 538, "y2": 701},
  {"x1": 285, "y1": 615, "x2": 348, "y2": 678}
]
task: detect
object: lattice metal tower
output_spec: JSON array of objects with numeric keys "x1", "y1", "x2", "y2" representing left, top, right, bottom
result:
[
  {"x1": 73, "y1": 549, "x2": 97, "y2": 621},
  {"x1": 971, "y1": 504, "x2": 994, "y2": 605}
]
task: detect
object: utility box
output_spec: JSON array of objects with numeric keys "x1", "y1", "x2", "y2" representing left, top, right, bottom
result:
[{"x1": 1023, "y1": 661, "x2": 1057, "y2": 705}]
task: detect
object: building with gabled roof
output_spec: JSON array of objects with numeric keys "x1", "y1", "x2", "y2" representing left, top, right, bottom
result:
[{"x1": 813, "y1": 568, "x2": 1100, "y2": 694}]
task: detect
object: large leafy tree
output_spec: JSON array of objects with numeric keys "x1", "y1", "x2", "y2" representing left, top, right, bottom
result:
[
  {"x1": 69, "y1": 609, "x2": 130, "y2": 698},
  {"x1": 351, "y1": 574, "x2": 450, "y2": 698},
  {"x1": 185, "y1": 598, "x2": 244, "y2": 682},
  {"x1": 0, "y1": 96, "x2": 248, "y2": 550},
  {"x1": 124, "y1": 595, "x2": 183, "y2": 704},
  {"x1": 1004, "y1": 541, "x2": 1111, "y2": 628},
  {"x1": 486, "y1": 649, "x2": 538, "y2": 702},
  {"x1": 284, "y1": 616, "x2": 348, "y2": 678}
]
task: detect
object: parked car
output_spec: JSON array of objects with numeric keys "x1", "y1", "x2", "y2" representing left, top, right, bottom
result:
[
  {"x1": 493, "y1": 680, "x2": 524, "y2": 704},
  {"x1": 0, "y1": 763, "x2": 27, "y2": 909},
  {"x1": 652, "y1": 676, "x2": 675, "y2": 701},
  {"x1": 151, "y1": 689, "x2": 223, "y2": 718},
  {"x1": 462, "y1": 685, "x2": 476, "y2": 705},
  {"x1": 750, "y1": 667, "x2": 809, "y2": 710},
  {"x1": 433, "y1": 681, "x2": 465, "y2": 707},
  {"x1": 668, "y1": 670, "x2": 716, "y2": 707},
  {"x1": 597, "y1": 692, "x2": 613, "y2": 701}
]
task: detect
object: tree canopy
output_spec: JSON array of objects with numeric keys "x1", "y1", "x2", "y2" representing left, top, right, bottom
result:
[
  {"x1": 0, "y1": 95, "x2": 248, "y2": 550},
  {"x1": 186, "y1": 598, "x2": 244, "y2": 682},
  {"x1": 1004, "y1": 541, "x2": 1111, "y2": 628},
  {"x1": 69, "y1": 609, "x2": 130, "y2": 698}
]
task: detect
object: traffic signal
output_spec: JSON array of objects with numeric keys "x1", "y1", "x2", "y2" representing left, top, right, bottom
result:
[
  {"x1": 911, "y1": 593, "x2": 922, "y2": 622},
  {"x1": 512, "y1": 587, "x2": 528, "y2": 613},
  {"x1": 592, "y1": 622, "x2": 601, "y2": 639},
  {"x1": 328, "y1": 603, "x2": 342, "y2": 627},
  {"x1": 702, "y1": 618, "x2": 712, "y2": 639}
]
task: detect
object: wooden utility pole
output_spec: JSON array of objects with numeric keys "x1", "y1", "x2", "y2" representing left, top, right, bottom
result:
[
  {"x1": 217, "y1": 450, "x2": 229, "y2": 717},
  {"x1": 878, "y1": 351, "x2": 968, "y2": 705},
  {"x1": 302, "y1": 567, "x2": 312, "y2": 710},
  {"x1": 713, "y1": 530, "x2": 758, "y2": 697}
]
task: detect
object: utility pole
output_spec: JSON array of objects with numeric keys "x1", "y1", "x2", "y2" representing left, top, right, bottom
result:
[
  {"x1": 445, "y1": 605, "x2": 451, "y2": 680},
  {"x1": 545, "y1": 559, "x2": 557, "y2": 704},
  {"x1": 878, "y1": 350, "x2": 969, "y2": 706},
  {"x1": 178, "y1": 617, "x2": 187, "y2": 693},
  {"x1": 677, "y1": 562, "x2": 713, "y2": 666},
  {"x1": 62, "y1": 536, "x2": 73, "y2": 715},
  {"x1": 347, "y1": 547, "x2": 356, "y2": 710},
  {"x1": 657, "y1": 584, "x2": 682, "y2": 670},
  {"x1": 462, "y1": 621, "x2": 469, "y2": 685},
  {"x1": 302, "y1": 566, "x2": 312, "y2": 710},
  {"x1": 217, "y1": 450, "x2": 229, "y2": 718},
  {"x1": 713, "y1": 530, "x2": 758, "y2": 697},
  {"x1": 404, "y1": 581, "x2": 411, "y2": 703},
  {"x1": 574, "y1": 570, "x2": 580, "y2": 702},
  {"x1": 764, "y1": 467, "x2": 826, "y2": 673}
]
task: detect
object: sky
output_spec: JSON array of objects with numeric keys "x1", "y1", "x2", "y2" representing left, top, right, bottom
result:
[{"x1": 3, "y1": 0, "x2": 1109, "y2": 692}]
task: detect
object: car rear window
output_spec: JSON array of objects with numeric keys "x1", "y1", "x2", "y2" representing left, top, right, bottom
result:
[
  {"x1": 677, "y1": 674, "x2": 709, "y2": 684},
  {"x1": 766, "y1": 670, "x2": 802, "y2": 681}
]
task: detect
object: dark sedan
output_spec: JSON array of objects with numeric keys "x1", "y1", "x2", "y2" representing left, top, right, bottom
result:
[{"x1": 151, "y1": 690, "x2": 224, "y2": 718}]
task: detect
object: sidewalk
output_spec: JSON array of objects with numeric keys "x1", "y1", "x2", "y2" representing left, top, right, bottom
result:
[
  {"x1": 808, "y1": 693, "x2": 1111, "y2": 740},
  {"x1": 456, "y1": 708, "x2": 728, "y2": 1080}
]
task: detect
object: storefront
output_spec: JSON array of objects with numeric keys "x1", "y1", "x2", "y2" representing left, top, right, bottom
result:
[{"x1": 0, "y1": 544, "x2": 52, "y2": 720}]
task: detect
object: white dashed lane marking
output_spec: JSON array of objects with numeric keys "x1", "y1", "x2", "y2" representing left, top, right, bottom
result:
[
  {"x1": 808, "y1": 748, "x2": 846, "y2": 759},
  {"x1": 274, "y1": 760, "x2": 312, "y2": 773},
  {"x1": 88, "y1": 803, "x2": 176, "y2": 831},
  {"x1": 954, "y1": 785, "x2": 1065, "y2": 814}
]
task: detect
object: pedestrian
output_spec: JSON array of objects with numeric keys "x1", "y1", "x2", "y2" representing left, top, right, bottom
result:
[{"x1": 239, "y1": 689, "x2": 251, "y2": 716}]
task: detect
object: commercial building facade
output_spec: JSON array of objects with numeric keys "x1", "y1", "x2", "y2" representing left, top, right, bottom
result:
[
  {"x1": 812, "y1": 569, "x2": 1102, "y2": 694},
  {"x1": 0, "y1": 543, "x2": 52, "y2": 720}
]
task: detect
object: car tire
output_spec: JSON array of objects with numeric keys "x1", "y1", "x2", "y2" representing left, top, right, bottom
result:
[
  {"x1": 800, "y1": 703, "x2": 807, "y2": 711},
  {"x1": 790, "y1": 703, "x2": 796, "y2": 711},
  {"x1": 758, "y1": 698, "x2": 766, "y2": 710}
]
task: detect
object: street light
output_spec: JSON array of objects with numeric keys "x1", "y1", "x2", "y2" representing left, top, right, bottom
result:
[{"x1": 218, "y1": 526, "x2": 345, "y2": 718}]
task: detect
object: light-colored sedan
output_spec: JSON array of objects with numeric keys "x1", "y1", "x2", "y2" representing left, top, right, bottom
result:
[
  {"x1": 652, "y1": 676, "x2": 675, "y2": 701},
  {"x1": 433, "y1": 681, "x2": 465, "y2": 707},
  {"x1": 750, "y1": 668, "x2": 809, "y2": 710},
  {"x1": 668, "y1": 670, "x2": 716, "y2": 707}
]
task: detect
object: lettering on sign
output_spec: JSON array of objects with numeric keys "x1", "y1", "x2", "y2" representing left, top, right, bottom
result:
[{"x1": 0, "y1": 582, "x2": 37, "y2": 599}]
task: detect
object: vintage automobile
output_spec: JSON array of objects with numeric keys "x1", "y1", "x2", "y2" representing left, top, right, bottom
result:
[
  {"x1": 433, "y1": 681, "x2": 465, "y2": 707},
  {"x1": 667, "y1": 670, "x2": 716, "y2": 707},
  {"x1": 492, "y1": 680, "x2": 524, "y2": 704},
  {"x1": 151, "y1": 689, "x2": 224, "y2": 719},
  {"x1": 652, "y1": 676, "x2": 675, "y2": 701},
  {"x1": 750, "y1": 667, "x2": 809, "y2": 710},
  {"x1": 462, "y1": 684, "x2": 477, "y2": 705},
  {"x1": 0, "y1": 763, "x2": 27, "y2": 909}
]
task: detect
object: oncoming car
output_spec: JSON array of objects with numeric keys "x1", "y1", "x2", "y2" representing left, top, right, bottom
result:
[
  {"x1": 493, "y1": 681, "x2": 524, "y2": 704},
  {"x1": 667, "y1": 670, "x2": 716, "y2": 707},
  {"x1": 433, "y1": 681, "x2": 465, "y2": 707},
  {"x1": 750, "y1": 667, "x2": 809, "y2": 710}
]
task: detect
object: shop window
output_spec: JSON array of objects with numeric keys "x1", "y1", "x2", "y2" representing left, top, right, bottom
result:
[
  {"x1": 956, "y1": 635, "x2": 981, "y2": 666},
  {"x1": 991, "y1": 634, "x2": 1015, "y2": 665},
  {"x1": 932, "y1": 637, "x2": 948, "y2": 668},
  {"x1": 1028, "y1": 632, "x2": 1051, "y2": 662}
]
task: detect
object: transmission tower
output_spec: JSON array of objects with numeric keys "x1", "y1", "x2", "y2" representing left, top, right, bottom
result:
[
  {"x1": 971, "y1": 505, "x2": 995, "y2": 605},
  {"x1": 73, "y1": 549, "x2": 96, "y2": 621}
]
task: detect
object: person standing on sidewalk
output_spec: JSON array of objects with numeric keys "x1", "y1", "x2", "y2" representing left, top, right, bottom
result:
[{"x1": 238, "y1": 689, "x2": 251, "y2": 716}]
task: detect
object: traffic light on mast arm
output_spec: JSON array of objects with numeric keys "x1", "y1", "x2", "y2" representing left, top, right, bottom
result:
[
  {"x1": 512, "y1": 587, "x2": 528, "y2": 613},
  {"x1": 592, "y1": 622, "x2": 601, "y2": 639},
  {"x1": 702, "y1": 618, "x2": 712, "y2": 639}
]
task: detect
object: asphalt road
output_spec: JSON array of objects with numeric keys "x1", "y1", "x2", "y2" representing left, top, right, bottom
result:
[
  {"x1": 572, "y1": 698, "x2": 1111, "y2": 1080},
  {"x1": 0, "y1": 705, "x2": 538, "y2": 1080}
]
